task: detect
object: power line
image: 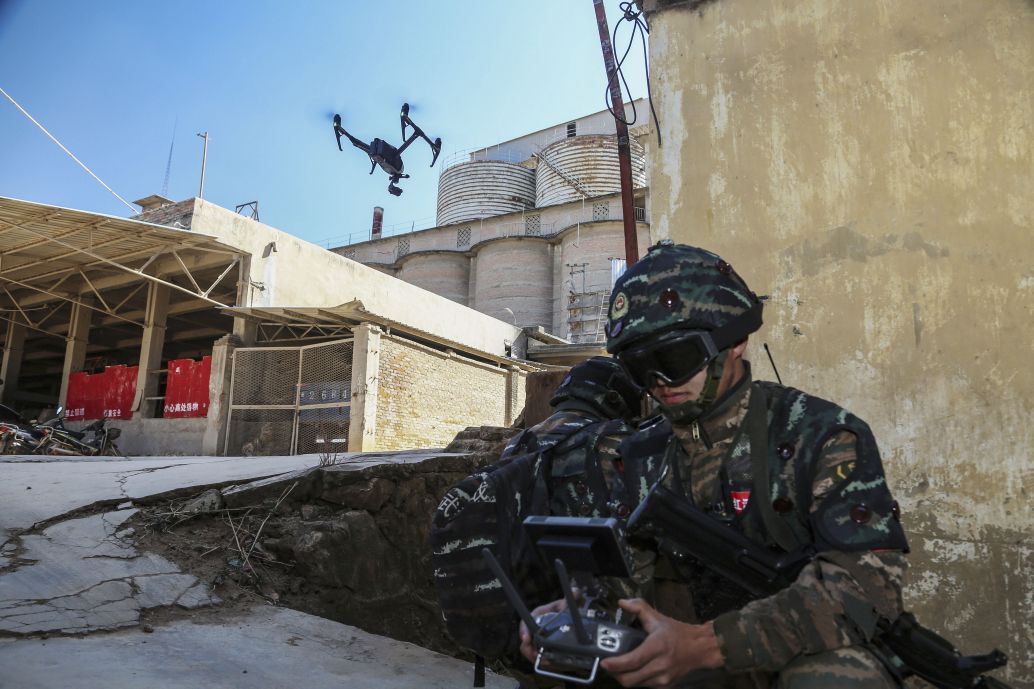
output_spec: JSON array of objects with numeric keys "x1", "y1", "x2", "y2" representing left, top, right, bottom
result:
[{"x1": 0, "y1": 85, "x2": 138, "y2": 213}]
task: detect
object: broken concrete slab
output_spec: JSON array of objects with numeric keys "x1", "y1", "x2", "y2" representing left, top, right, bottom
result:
[
  {"x1": 131, "y1": 573, "x2": 199, "y2": 609},
  {"x1": 0, "y1": 509, "x2": 218, "y2": 636},
  {"x1": 0, "y1": 606, "x2": 513, "y2": 689},
  {"x1": 0, "y1": 454, "x2": 325, "y2": 538}
]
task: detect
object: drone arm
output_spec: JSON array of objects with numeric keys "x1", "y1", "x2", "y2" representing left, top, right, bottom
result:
[
  {"x1": 398, "y1": 116, "x2": 443, "y2": 167},
  {"x1": 334, "y1": 122, "x2": 372, "y2": 155}
]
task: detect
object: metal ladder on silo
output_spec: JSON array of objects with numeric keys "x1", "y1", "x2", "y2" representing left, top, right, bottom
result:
[
  {"x1": 593, "y1": 291, "x2": 610, "y2": 343},
  {"x1": 533, "y1": 149, "x2": 592, "y2": 199}
]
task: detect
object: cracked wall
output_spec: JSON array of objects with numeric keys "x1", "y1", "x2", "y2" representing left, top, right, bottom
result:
[{"x1": 644, "y1": 0, "x2": 1034, "y2": 684}]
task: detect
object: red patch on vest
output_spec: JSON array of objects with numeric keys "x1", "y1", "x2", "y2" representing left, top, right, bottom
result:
[{"x1": 731, "y1": 490, "x2": 751, "y2": 514}]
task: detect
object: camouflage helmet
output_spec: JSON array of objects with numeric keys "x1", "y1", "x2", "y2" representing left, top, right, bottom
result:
[
  {"x1": 605, "y1": 241, "x2": 763, "y2": 354},
  {"x1": 550, "y1": 356, "x2": 641, "y2": 420}
]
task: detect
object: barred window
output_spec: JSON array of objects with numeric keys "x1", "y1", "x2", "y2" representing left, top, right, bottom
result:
[
  {"x1": 343, "y1": 249, "x2": 358, "y2": 260},
  {"x1": 593, "y1": 201, "x2": 610, "y2": 221},
  {"x1": 566, "y1": 122, "x2": 577, "y2": 138},
  {"x1": 457, "y1": 226, "x2": 471, "y2": 248},
  {"x1": 397, "y1": 237, "x2": 410, "y2": 258},
  {"x1": 524, "y1": 213, "x2": 541, "y2": 236}
]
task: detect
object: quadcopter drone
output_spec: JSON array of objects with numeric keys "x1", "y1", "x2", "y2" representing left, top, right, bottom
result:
[{"x1": 332, "y1": 103, "x2": 442, "y2": 196}]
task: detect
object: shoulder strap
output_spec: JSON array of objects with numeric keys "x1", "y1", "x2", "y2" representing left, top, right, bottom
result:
[{"x1": 747, "y1": 384, "x2": 806, "y2": 553}]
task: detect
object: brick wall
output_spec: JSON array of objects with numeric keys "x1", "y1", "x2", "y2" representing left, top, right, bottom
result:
[
  {"x1": 375, "y1": 335, "x2": 524, "y2": 449},
  {"x1": 131, "y1": 199, "x2": 196, "y2": 229}
]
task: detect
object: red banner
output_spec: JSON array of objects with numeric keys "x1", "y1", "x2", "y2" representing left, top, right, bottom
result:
[
  {"x1": 65, "y1": 372, "x2": 91, "y2": 421},
  {"x1": 64, "y1": 367, "x2": 137, "y2": 421},
  {"x1": 164, "y1": 356, "x2": 211, "y2": 418},
  {"x1": 103, "y1": 365, "x2": 137, "y2": 421}
]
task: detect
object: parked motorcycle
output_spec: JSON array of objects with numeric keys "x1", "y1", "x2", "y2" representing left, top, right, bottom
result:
[
  {"x1": 34, "y1": 409, "x2": 123, "y2": 457},
  {"x1": 0, "y1": 405, "x2": 123, "y2": 456}
]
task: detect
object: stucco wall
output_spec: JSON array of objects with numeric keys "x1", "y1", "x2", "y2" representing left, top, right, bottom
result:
[
  {"x1": 374, "y1": 335, "x2": 524, "y2": 450},
  {"x1": 645, "y1": 0, "x2": 1033, "y2": 683}
]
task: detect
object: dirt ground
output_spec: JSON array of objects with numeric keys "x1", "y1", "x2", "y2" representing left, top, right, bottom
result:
[{"x1": 131, "y1": 490, "x2": 324, "y2": 624}]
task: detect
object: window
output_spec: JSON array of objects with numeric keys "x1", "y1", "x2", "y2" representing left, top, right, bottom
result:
[
  {"x1": 566, "y1": 122, "x2": 577, "y2": 138},
  {"x1": 457, "y1": 226, "x2": 471, "y2": 248},
  {"x1": 524, "y1": 213, "x2": 541, "y2": 236},
  {"x1": 397, "y1": 237, "x2": 410, "y2": 258},
  {"x1": 343, "y1": 249, "x2": 358, "y2": 261},
  {"x1": 610, "y1": 258, "x2": 627, "y2": 287},
  {"x1": 593, "y1": 201, "x2": 610, "y2": 221}
]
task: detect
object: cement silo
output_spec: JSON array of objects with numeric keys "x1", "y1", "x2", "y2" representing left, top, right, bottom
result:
[
  {"x1": 553, "y1": 221, "x2": 652, "y2": 340},
  {"x1": 535, "y1": 135, "x2": 647, "y2": 207},
  {"x1": 436, "y1": 161, "x2": 535, "y2": 226},
  {"x1": 396, "y1": 252, "x2": 471, "y2": 306},
  {"x1": 473, "y1": 237, "x2": 553, "y2": 330}
]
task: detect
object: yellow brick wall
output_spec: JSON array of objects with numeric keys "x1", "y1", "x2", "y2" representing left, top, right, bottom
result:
[{"x1": 375, "y1": 335, "x2": 524, "y2": 450}]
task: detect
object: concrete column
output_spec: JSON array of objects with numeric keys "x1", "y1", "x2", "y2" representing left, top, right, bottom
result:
[
  {"x1": 202, "y1": 334, "x2": 243, "y2": 455},
  {"x1": 58, "y1": 297, "x2": 94, "y2": 408},
  {"x1": 232, "y1": 317, "x2": 258, "y2": 347},
  {"x1": 0, "y1": 323, "x2": 27, "y2": 405},
  {"x1": 132, "y1": 283, "x2": 170, "y2": 418},
  {"x1": 504, "y1": 366, "x2": 520, "y2": 426},
  {"x1": 347, "y1": 323, "x2": 381, "y2": 452}
]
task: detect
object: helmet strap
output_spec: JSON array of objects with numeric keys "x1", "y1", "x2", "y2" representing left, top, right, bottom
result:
[{"x1": 656, "y1": 350, "x2": 729, "y2": 424}]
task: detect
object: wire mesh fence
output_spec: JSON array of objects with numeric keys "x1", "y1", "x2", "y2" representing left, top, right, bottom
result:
[{"x1": 226, "y1": 339, "x2": 354, "y2": 456}]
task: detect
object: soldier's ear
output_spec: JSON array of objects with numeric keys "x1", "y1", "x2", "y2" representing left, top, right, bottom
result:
[{"x1": 731, "y1": 337, "x2": 749, "y2": 359}]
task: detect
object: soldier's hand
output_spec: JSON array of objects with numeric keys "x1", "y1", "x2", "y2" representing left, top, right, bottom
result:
[
  {"x1": 518, "y1": 598, "x2": 568, "y2": 665},
  {"x1": 601, "y1": 598, "x2": 723, "y2": 688}
]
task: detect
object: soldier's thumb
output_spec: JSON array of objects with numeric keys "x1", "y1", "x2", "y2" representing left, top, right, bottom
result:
[{"x1": 618, "y1": 597, "x2": 660, "y2": 629}]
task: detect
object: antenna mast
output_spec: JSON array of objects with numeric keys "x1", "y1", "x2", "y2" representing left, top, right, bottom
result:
[{"x1": 162, "y1": 118, "x2": 177, "y2": 197}]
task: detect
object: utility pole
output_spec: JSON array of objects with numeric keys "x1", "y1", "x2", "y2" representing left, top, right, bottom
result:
[
  {"x1": 593, "y1": 0, "x2": 639, "y2": 264},
  {"x1": 196, "y1": 131, "x2": 209, "y2": 199}
]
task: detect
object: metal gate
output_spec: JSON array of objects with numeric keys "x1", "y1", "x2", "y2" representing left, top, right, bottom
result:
[{"x1": 224, "y1": 339, "x2": 354, "y2": 456}]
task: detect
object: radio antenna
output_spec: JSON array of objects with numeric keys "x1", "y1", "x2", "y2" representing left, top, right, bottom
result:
[{"x1": 763, "y1": 343, "x2": 783, "y2": 385}]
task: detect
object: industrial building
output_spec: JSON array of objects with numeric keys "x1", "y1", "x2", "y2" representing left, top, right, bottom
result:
[{"x1": 333, "y1": 101, "x2": 653, "y2": 364}]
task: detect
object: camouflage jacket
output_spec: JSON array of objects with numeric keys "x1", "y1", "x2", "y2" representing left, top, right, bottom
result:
[
  {"x1": 505, "y1": 407, "x2": 636, "y2": 520},
  {"x1": 620, "y1": 369, "x2": 909, "y2": 673}
]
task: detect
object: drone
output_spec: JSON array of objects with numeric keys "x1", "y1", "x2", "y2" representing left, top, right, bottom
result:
[{"x1": 333, "y1": 103, "x2": 442, "y2": 196}]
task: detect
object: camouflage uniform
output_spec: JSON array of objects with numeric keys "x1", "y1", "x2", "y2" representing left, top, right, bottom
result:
[{"x1": 605, "y1": 243, "x2": 909, "y2": 688}]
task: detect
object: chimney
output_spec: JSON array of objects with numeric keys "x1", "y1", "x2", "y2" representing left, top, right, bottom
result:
[{"x1": 371, "y1": 206, "x2": 384, "y2": 240}]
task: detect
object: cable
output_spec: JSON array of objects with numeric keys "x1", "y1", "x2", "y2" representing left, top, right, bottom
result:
[
  {"x1": 0, "y1": 85, "x2": 139, "y2": 213},
  {"x1": 606, "y1": 2, "x2": 662, "y2": 148}
]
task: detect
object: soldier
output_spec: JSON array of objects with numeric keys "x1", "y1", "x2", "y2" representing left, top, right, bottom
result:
[
  {"x1": 504, "y1": 355, "x2": 642, "y2": 520},
  {"x1": 520, "y1": 242, "x2": 910, "y2": 688}
]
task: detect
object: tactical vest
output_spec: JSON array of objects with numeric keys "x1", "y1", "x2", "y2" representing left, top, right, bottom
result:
[{"x1": 621, "y1": 380, "x2": 908, "y2": 620}]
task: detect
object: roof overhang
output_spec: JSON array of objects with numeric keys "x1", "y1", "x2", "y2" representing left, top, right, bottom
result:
[
  {"x1": 224, "y1": 302, "x2": 545, "y2": 371},
  {"x1": 0, "y1": 196, "x2": 245, "y2": 336}
]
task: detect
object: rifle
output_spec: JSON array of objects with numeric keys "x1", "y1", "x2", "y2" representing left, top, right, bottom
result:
[{"x1": 627, "y1": 481, "x2": 1012, "y2": 689}]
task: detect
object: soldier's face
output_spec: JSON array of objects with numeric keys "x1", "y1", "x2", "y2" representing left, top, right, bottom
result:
[{"x1": 648, "y1": 339, "x2": 748, "y2": 406}]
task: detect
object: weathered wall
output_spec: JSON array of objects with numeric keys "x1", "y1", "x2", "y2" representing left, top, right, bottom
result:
[
  {"x1": 70, "y1": 417, "x2": 207, "y2": 456},
  {"x1": 645, "y1": 0, "x2": 1033, "y2": 682},
  {"x1": 375, "y1": 335, "x2": 525, "y2": 450},
  {"x1": 188, "y1": 200, "x2": 521, "y2": 357}
]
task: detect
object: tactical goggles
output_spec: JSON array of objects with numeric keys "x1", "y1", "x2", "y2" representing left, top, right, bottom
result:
[{"x1": 616, "y1": 329, "x2": 719, "y2": 389}]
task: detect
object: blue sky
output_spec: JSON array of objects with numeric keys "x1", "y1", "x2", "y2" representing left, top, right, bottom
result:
[{"x1": 0, "y1": 1, "x2": 648, "y2": 246}]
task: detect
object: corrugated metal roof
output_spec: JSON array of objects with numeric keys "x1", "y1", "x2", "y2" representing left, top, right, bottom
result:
[{"x1": 0, "y1": 196, "x2": 243, "y2": 310}]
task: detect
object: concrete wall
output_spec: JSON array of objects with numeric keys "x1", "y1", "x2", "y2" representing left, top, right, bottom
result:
[
  {"x1": 473, "y1": 238, "x2": 554, "y2": 330},
  {"x1": 645, "y1": 0, "x2": 1034, "y2": 682},
  {"x1": 104, "y1": 417, "x2": 206, "y2": 456},
  {"x1": 187, "y1": 200, "x2": 521, "y2": 358},
  {"x1": 374, "y1": 334, "x2": 524, "y2": 450},
  {"x1": 337, "y1": 195, "x2": 651, "y2": 338}
]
